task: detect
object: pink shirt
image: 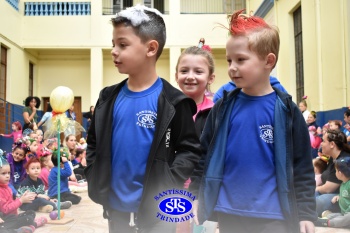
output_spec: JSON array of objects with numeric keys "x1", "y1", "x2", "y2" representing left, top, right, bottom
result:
[
  {"x1": 2, "y1": 131, "x2": 22, "y2": 143},
  {"x1": 193, "y1": 96, "x2": 214, "y2": 121},
  {"x1": 39, "y1": 167, "x2": 50, "y2": 190}
]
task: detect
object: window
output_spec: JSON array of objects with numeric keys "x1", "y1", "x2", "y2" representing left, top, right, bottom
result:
[
  {"x1": 0, "y1": 46, "x2": 7, "y2": 100},
  {"x1": 29, "y1": 62, "x2": 34, "y2": 96},
  {"x1": 225, "y1": 0, "x2": 245, "y2": 13},
  {"x1": 181, "y1": 0, "x2": 245, "y2": 14},
  {"x1": 144, "y1": 0, "x2": 152, "y2": 8},
  {"x1": 113, "y1": 0, "x2": 133, "y2": 14},
  {"x1": 293, "y1": 7, "x2": 304, "y2": 104}
]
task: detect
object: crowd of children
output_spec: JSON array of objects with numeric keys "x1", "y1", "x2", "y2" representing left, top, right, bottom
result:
[{"x1": 0, "y1": 122, "x2": 87, "y2": 232}]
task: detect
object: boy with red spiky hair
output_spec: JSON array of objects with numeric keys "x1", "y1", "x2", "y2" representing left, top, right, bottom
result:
[{"x1": 190, "y1": 9, "x2": 317, "y2": 233}]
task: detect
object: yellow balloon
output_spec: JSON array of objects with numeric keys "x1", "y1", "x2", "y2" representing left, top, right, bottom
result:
[{"x1": 50, "y1": 86, "x2": 74, "y2": 113}]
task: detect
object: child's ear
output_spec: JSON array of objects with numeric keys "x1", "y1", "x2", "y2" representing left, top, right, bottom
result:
[
  {"x1": 265, "y1": 53, "x2": 276, "y2": 69},
  {"x1": 208, "y1": 74, "x2": 215, "y2": 85},
  {"x1": 147, "y1": 40, "x2": 159, "y2": 58}
]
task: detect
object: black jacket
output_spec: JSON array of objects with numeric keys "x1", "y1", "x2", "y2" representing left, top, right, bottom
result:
[{"x1": 85, "y1": 78, "x2": 201, "y2": 227}]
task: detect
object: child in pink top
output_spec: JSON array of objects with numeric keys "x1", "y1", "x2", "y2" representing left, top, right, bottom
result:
[
  {"x1": 39, "y1": 153, "x2": 53, "y2": 190},
  {"x1": 0, "y1": 121, "x2": 22, "y2": 143},
  {"x1": 175, "y1": 46, "x2": 216, "y2": 232}
]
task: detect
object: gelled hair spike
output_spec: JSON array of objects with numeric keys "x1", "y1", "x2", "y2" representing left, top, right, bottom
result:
[
  {"x1": 229, "y1": 9, "x2": 269, "y2": 36},
  {"x1": 116, "y1": 4, "x2": 163, "y2": 27},
  {"x1": 0, "y1": 155, "x2": 8, "y2": 168}
]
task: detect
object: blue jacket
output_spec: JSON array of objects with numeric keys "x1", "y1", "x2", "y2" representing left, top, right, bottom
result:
[
  {"x1": 191, "y1": 87, "x2": 317, "y2": 232},
  {"x1": 213, "y1": 76, "x2": 287, "y2": 103}
]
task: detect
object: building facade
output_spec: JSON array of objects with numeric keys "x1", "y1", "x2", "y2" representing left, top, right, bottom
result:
[{"x1": 0, "y1": 0, "x2": 349, "y2": 114}]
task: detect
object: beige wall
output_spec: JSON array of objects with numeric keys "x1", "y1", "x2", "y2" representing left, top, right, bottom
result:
[
  {"x1": 1, "y1": 0, "x2": 349, "y2": 112},
  {"x1": 247, "y1": 0, "x2": 350, "y2": 111},
  {"x1": 37, "y1": 59, "x2": 91, "y2": 110}
]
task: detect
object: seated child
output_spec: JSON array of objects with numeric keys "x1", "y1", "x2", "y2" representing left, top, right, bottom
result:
[
  {"x1": 48, "y1": 149, "x2": 81, "y2": 204},
  {"x1": 18, "y1": 157, "x2": 72, "y2": 212},
  {"x1": 25, "y1": 138, "x2": 38, "y2": 159},
  {"x1": 72, "y1": 148, "x2": 86, "y2": 180},
  {"x1": 38, "y1": 151, "x2": 53, "y2": 190},
  {"x1": 0, "y1": 213, "x2": 36, "y2": 233},
  {"x1": 328, "y1": 120, "x2": 342, "y2": 130},
  {"x1": 78, "y1": 138, "x2": 87, "y2": 150},
  {"x1": 313, "y1": 156, "x2": 328, "y2": 186},
  {"x1": 6, "y1": 141, "x2": 29, "y2": 190},
  {"x1": 0, "y1": 156, "x2": 47, "y2": 231},
  {"x1": 316, "y1": 157, "x2": 350, "y2": 228}
]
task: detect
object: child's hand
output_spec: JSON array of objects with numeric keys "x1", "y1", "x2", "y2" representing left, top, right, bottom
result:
[
  {"x1": 299, "y1": 220, "x2": 315, "y2": 233},
  {"x1": 0, "y1": 134, "x2": 3, "y2": 136},
  {"x1": 331, "y1": 195, "x2": 339, "y2": 203},
  {"x1": 0, "y1": 217, "x2": 4, "y2": 223},
  {"x1": 50, "y1": 198, "x2": 58, "y2": 202},
  {"x1": 61, "y1": 156, "x2": 68, "y2": 163},
  {"x1": 20, "y1": 191, "x2": 36, "y2": 204}
]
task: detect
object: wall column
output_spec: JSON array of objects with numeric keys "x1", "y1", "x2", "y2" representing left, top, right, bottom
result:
[
  {"x1": 169, "y1": 47, "x2": 181, "y2": 87},
  {"x1": 90, "y1": 48, "x2": 103, "y2": 105}
]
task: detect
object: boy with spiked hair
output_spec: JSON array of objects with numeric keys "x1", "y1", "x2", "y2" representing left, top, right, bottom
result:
[
  {"x1": 85, "y1": 4, "x2": 201, "y2": 233},
  {"x1": 190, "y1": 9, "x2": 317, "y2": 233}
]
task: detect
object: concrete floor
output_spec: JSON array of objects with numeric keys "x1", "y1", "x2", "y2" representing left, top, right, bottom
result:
[{"x1": 33, "y1": 191, "x2": 350, "y2": 233}]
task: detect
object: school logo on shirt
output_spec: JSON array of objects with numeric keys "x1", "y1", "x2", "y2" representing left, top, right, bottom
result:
[
  {"x1": 154, "y1": 189, "x2": 195, "y2": 223},
  {"x1": 136, "y1": 110, "x2": 157, "y2": 128},
  {"x1": 260, "y1": 125, "x2": 274, "y2": 143}
]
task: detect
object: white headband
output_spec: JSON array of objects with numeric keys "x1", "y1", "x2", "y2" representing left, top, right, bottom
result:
[{"x1": 116, "y1": 4, "x2": 163, "y2": 27}]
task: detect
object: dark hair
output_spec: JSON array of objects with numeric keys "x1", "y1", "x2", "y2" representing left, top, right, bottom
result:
[
  {"x1": 326, "y1": 129, "x2": 350, "y2": 153},
  {"x1": 335, "y1": 157, "x2": 350, "y2": 178},
  {"x1": 24, "y1": 157, "x2": 41, "y2": 170},
  {"x1": 51, "y1": 151, "x2": 59, "y2": 167},
  {"x1": 75, "y1": 148, "x2": 85, "y2": 158},
  {"x1": 51, "y1": 148, "x2": 69, "y2": 167},
  {"x1": 112, "y1": 8, "x2": 166, "y2": 60},
  {"x1": 12, "y1": 140, "x2": 30, "y2": 153},
  {"x1": 310, "y1": 110, "x2": 317, "y2": 119},
  {"x1": 46, "y1": 103, "x2": 53, "y2": 112},
  {"x1": 345, "y1": 109, "x2": 350, "y2": 118},
  {"x1": 24, "y1": 96, "x2": 41, "y2": 108},
  {"x1": 313, "y1": 158, "x2": 327, "y2": 174}
]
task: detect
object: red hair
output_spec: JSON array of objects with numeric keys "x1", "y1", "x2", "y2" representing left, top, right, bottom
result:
[
  {"x1": 229, "y1": 9, "x2": 269, "y2": 36},
  {"x1": 228, "y1": 9, "x2": 280, "y2": 67},
  {"x1": 24, "y1": 157, "x2": 41, "y2": 170},
  {"x1": 13, "y1": 121, "x2": 22, "y2": 131}
]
